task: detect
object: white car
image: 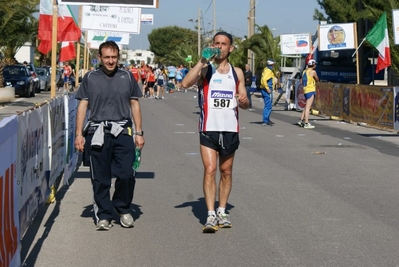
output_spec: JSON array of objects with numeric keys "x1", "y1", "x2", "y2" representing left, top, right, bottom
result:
[{"x1": 36, "y1": 67, "x2": 51, "y2": 91}]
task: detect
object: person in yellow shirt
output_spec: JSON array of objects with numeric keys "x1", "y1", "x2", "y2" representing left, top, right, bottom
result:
[
  {"x1": 259, "y1": 59, "x2": 276, "y2": 126},
  {"x1": 298, "y1": 59, "x2": 319, "y2": 129}
]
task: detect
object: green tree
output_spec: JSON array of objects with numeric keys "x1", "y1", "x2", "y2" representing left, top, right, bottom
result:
[
  {"x1": 245, "y1": 25, "x2": 281, "y2": 71},
  {"x1": 148, "y1": 26, "x2": 198, "y2": 66},
  {"x1": 0, "y1": 0, "x2": 38, "y2": 86}
]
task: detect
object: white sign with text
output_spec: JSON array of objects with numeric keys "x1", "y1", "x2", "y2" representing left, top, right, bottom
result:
[{"x1": 82, "y1": 5, "x2": 141, "y2": 34}]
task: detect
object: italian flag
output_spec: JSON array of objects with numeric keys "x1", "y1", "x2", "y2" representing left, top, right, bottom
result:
[
  {"x1": 366, "y1": 12, "x2": 391, "y2": 74},
  {"x1": 59, "y1": 42, "x2": 76, "y2": 62},
  {"x1": 38, "y1": 0, "x2": 81, "y2": 55}
]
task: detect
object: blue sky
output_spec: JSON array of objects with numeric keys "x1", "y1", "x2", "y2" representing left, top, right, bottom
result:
[
  {"x1": 72, "y1": 0, "x2": 321, "y2": 50},
  {"x1": 134, "y1": 0, "x2": 321, "y2": 50}
]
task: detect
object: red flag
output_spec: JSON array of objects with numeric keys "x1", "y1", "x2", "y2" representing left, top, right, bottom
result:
[
  {"x1": 38, "y1": 0, "x2": 81, "y2": 54},
  {"x1": 59, "y1": 42, "x2": 76, "y2": 62}
]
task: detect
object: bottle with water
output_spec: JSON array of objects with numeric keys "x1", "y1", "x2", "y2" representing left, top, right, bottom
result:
[
  {"x1": 132, "y1": 147, "x2": 141, "y2": 171},
  {"x1": 201, "y1": 47, "x2": 220, "y2": 60}
]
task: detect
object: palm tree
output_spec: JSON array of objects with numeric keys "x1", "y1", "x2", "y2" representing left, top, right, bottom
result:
[
  {"x1": 246, "y1": 25, "x2": 281, "y2": 71},
  {"x1": 0, "y1": 0, "x2": 38, "y2": 87}
]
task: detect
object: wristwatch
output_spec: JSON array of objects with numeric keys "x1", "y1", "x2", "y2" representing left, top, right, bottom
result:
[{"x1": 135, "y1": 131, "x2": 144, "y2": 136}]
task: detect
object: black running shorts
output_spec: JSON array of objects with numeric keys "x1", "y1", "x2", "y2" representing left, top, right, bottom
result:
[{"x1": 200, "y1": 131, "x2": 240, "y2": 157}]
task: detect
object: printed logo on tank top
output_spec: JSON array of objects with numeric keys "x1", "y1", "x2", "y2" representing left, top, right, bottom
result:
[{"x1": 210, "y1": 90, "x2": 234, "y2": 109}]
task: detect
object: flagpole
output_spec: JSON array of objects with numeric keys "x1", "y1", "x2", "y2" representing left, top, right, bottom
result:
[
  {"x1": 75, "y1": 5, "x2": 82, "y2": 88},
  {"x1": 83, "y1": 31, "x2": 87, "y2": 72},
  {"x1": 352, "y1": 37, "x2": 365, "y2": 58},
  {"x1": 50, "y1": 0, "x2": 58, "y2": 98},
  {"x1": 354, "y1": 22, "x2": 360, "y2": 84}
]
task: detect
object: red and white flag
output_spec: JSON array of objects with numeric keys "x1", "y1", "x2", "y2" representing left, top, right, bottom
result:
[
  {"x1": 38, "y1": 0, "x2": 81, "y2": 55},
  {"x1": 59, "y1": 42, "x2": 76, "y2": 62}
]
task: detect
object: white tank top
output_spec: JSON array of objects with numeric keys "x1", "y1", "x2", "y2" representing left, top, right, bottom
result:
[{"x1": 199, "y1": 64, "x2": 239, "y2": 132}]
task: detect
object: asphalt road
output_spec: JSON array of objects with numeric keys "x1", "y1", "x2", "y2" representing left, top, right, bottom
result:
[
  {"x1": 0, "y1": 89, "x2": 66, "y2": 120},
  {"x1": 5, "y1": 89, "x2": 399, "y2": 267}
]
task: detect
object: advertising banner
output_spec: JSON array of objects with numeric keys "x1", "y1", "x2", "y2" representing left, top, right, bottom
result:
[
  {"x1": 17, "y1": 107, "x2": 49, "y2": 236},
  {"x1": 341, "y1": 85, "x2": 394, "y2": 128},
  {"x1": 314, "y1": 82, "x2": 343, "y2": 118},
  {"x1": 280, "y1": 33, "x2": 311, "y2": 55},
  {"x1": 63, "y1": 94, "x2": 80, "y2": 185},
  {"x1": 141, "y1": 14, "x2": 153, "y2": 25},
  {"x1": 49, "y1": 97, "x2": 66, "y2": 187},
  {"x1": 318, "y1": 23, "x2": 356, "y2": 51},
  {"x1": 0, "y1": 115, "x2": 20, "y2": 267},
  {"x1": 394, "y1": 87, "x2": 399, "y2": 130},
  {"x1": 81, "y1": 5, "x2": 141, "y2": 34},
  {"x1": 87, "y1": 30, "x2": 131, "y2": 45},
  {"x1": 59, "y1": 0, "x2": 157, "y2": 8},
  {"x1": 392, "y1": 10, "x2": 399, "y2": 45}
]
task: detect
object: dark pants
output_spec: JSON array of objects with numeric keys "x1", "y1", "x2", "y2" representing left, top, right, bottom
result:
[
  {"x1": 86, "y1": 133, "x2": 136, "y2": 222},
  {"x1": 246, "y1": 85, "x2": 252, "y2": 108}
]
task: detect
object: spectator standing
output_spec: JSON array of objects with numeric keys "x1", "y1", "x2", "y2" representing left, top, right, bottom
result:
[
  {"x1": 244, "y1": 64, "x2": 253, "y2": 110},
  {"x1": 259, "y1": 59, "x2": 276, "y2": 126}
]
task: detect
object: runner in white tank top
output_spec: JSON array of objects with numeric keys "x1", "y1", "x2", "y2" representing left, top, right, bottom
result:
[
  {"x1": 181, "y1": 32, "x2": 250, "y2": 233},
  {"x1": 199, "y1": 63, "x2": 239, "y2": 132}
]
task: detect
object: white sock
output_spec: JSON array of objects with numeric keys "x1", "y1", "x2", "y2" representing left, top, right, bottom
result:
[
  {"x1": 217, "y1": 207, "x2": 225, "y2": 214},
  {"x1": 208, "y1": 211, "x2": 216, "y2": 217}
]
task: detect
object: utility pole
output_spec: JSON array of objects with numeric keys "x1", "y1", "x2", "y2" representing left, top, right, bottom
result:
[
  {"x1": 213, "y1": 0, "x2": 216, "y2": 35},
  {"x1": 198, "y1": 8, "x2": 201, "y2": 57},
  {"x1": 247, "y1": 0, "x2": 255, "y2": 71}
]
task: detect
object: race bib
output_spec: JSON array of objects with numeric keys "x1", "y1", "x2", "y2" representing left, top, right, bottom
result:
[{"x1": 210, "y1": 90, "x2": 236, "y2": 109}]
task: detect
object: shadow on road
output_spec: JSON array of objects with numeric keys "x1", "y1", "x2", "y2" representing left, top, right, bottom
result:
[{"x1": 175, "y1": 197, "x2": 235, "y2": 225}]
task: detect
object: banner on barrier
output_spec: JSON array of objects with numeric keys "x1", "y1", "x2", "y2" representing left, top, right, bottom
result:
[
  {"x1": 342, "y1": 85, "x2": 394, "y2": 128},
  {"x1": 394, "y1": 87, "x2": 399, "y2": 130},
  {"x1": 315, "y1": 82, "x2": 343, "y2": 117},
  {"x1": 17, "y1": 107, "x2": 49, "y2": 235},
  {"x1": 64, "y1": 93, "x2": 79, "y2": 185},
  {"x1": 0, "y1": 115, "x2": 20, "y2": 267},
  {"x1": 49, "y1": 97, "x2": 66, "y2": 187}
]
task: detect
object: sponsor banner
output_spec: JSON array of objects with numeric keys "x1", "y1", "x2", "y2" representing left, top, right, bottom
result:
[
  {"x1": 342, "y1": 85, "x2": 394, "y2": 128},
  {"x1": 141, "y1": 14, "x2": 153, "y2": 25},
  {"x1": 49, "y1": 97, "x2": 66, "y2": 187},
  {"x1": 0, "y1": 115, "x2": 20, "y2": 267},
  {"x1": 393, "y1": 87, "x2": 399, "y2": 130},
  {"x1": 280, "y1": 33, "x2": 311, "y2": 55},
  {"x1": 82, "y1": 5, "x2": 141, "y2": 34},
  {"x1": 294, "y1": 81, "x2": 305, "y2": 111},
  {"x1": 392, "y1": 10, "x2": 399, "y2": 45},
  {"x1": 87, "y1": 30, "x2": 130, "y2": 45},
  {"x1": 63, "y1": 93, "x2": 80, "y2": 185},
  {"x1": 314, "y1": 82, "x2": 343, "y2": 117},
  {"x1": 17, "y1": 107, "x2": 49, "y2": 235},
  {"x1": 59, "y1": 0, "x2": 157, "y2": 8},
  {"x1": 318, "y1": 23, "x2": 356, "y2": 51}
]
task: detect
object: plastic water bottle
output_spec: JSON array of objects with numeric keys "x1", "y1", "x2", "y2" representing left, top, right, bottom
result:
[
  {"x1": 132, "y1": 148, "x2": 141, "y2": 171},
  {"x1": 201, "y1": 47, "x2": 220, "y2": 60}
]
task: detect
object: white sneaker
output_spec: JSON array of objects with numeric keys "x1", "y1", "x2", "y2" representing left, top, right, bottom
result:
[{"x1": 304, "y1": 123, "x2": 315, "y2": 129}]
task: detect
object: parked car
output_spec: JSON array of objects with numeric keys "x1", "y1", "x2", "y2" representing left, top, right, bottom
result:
[
  {"x1": 2, "y1": 65, "x2": 34, "y2": 97},
  {"x1": 36, "y1": 67, "x2": 51, "y2": 91},
  {"x1": 24, "y1": 62, "x2": 41, "y2": 93}
]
